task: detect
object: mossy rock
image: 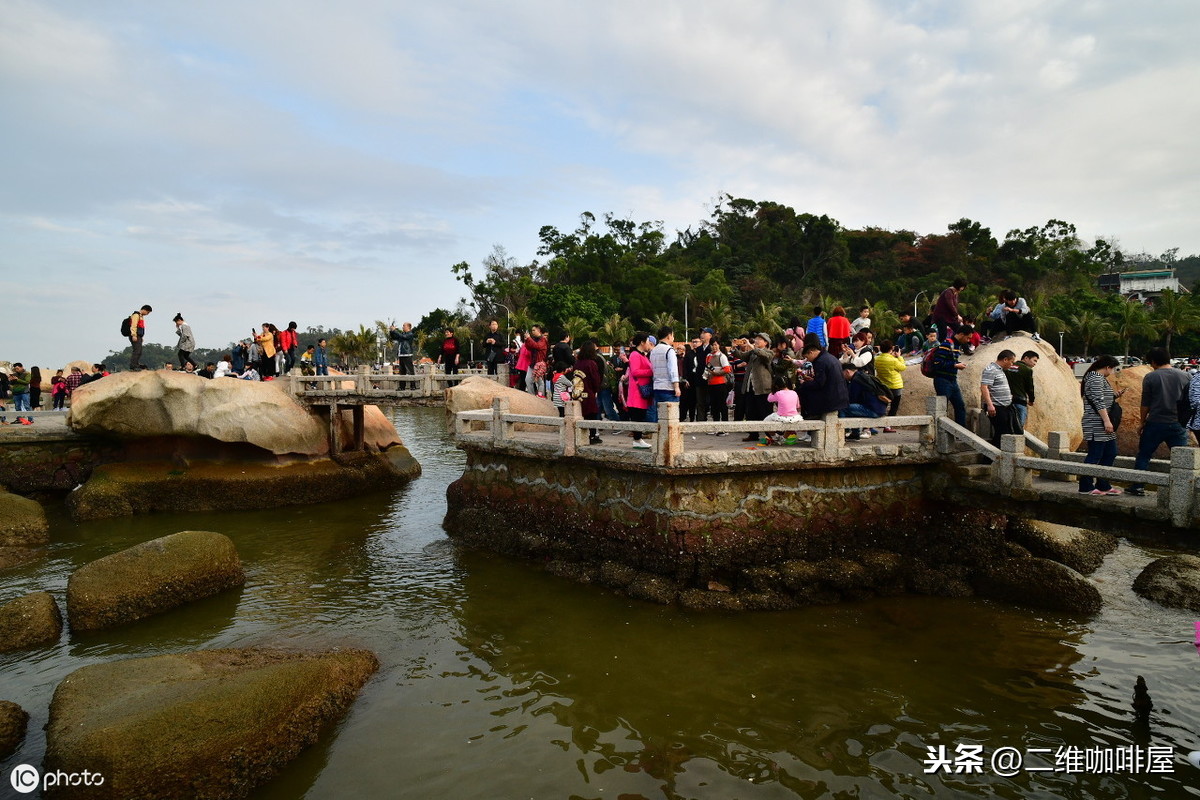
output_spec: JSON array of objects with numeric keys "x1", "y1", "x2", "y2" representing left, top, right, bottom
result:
[
  {"x1": 44, "y1": 647, "x2": 378, "y2": 800},
  {"x1": 68, "y1": 531, "x2": 245, "y2": 631},
  {"x1": 0, "y1": 591, "x2": 63, "y2": 652},
  {"x1": 0, "y1": 546, "x2": 41, "y2": 571},
  {"x1": 1006, "y1": 519, "x2": 1117, "y2": 575},
  {"x1": 1132, "y1": 554, "x2": 1200, "y2": 613},
  {"x1": 0, "y1": 490, "x2": 49, "y2": 547},
  {"x1": 0, "y1": 700, "x2": 29, "y2": 760},
  {"x1": 973, "y1": 557, "x2": 1101, "y2": 614}
]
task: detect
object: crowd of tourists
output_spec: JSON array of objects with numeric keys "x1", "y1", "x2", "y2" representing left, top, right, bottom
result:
[{"x1": 483, "y1": 281, "x2": 1047, "y2": 450}]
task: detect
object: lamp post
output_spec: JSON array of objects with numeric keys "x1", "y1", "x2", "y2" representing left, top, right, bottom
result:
[
  {"x1": 494, "y1": 302, "x2": 512, "y2": 345},
  {"x1": 912, "y1": 291, "x2": 929, "y2": 323},
  {"x1": 683, "y1": 295, "x2": 689, "y2": 341},
  {"x1": 1059, "y1": 331, "x2": 1065, "y2": 356}
]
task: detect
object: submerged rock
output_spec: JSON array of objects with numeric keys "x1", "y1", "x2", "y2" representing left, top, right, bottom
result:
[
  {"x1": 44, "y1": 647, "x2": 379, "y2": 800},
  {"x1": 1132, "y1": 554, "x2": 1200, "y2": 613},
  {"x1": 0, "y1": 700, "x2": 29, "y2": 759},
  {"x1": 973, "y1": 557, "x2": 1102, "y2": 613},
  {"x1": 0, "y1": 546, "x2": 41, "y2": 571},
  {"x1": 0, "y1": 490, "x2": 49, "y2": 547},
  {"x1": 0, "y1": 590, "x2": 63, "y2": 652},
  {"x1": 67, "y1": 531, "x2": 245, "y2": 631}
]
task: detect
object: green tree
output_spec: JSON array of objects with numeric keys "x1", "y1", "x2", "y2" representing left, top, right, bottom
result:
[
  {"x1": 1151, "y1": 289, "x2": 1200, "y2": 353},
  {"x1": 1068, "y1": 310, "x2": 1115, "y2": 358},
  {"x1": 644, "y1": 311, "x2": 679, "y2": 334},
  {"x1": 697, "y1": 301, "x2": 736, "y2": 338},
  {"x1": 1113, "y1": 298, "x2": 1157, "y2": 359},
  {"x1": 744, "y1": 300, "x2": 784, "y2": 337},
  {"x1": 594, "y1": 314, "x2": 634, "y2": 347},
  {"x1": 330, "y1": 325, "x2": 379, "y2": 367},
  {"x1": 562, "y1": 316, "x2": 593, "y2": 344}
]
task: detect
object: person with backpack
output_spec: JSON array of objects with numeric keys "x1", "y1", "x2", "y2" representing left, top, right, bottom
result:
[
  {"x1": 927, "y1": 326, "x2": 972, "y2": 427},
  {"x1": 1127, "y1": 348, "x2": 1191, "y2": 496},
  {"x1": 840, "y1": 363, "x2": 890, "y2": 440},
  {"x1": 124, "y1": 304, "x2": 152, "y2": 371}
]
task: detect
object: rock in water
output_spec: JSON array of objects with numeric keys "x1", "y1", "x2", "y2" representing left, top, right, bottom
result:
[
  {"x1": 1132, "y1": 554, "x2": 1200, "y2": 613},
  {"x1": 0, "y1": 490, "x2": 49, "y2": 547},
  {"x1": 0, "y1": 591, "x2": 63, "y2": 652},
  {"x1": 44, "y1": 647, "x2": 379, "y2": 800},
  {"x1": 0, "y1": 700, "x2": 29, "y2": 759},
  {"x1": 972, "y1": 556, "x2": 1102, "y2": 613},
  {"x1": 67, "y1": 531, "x2": 245, "y2": 631}
]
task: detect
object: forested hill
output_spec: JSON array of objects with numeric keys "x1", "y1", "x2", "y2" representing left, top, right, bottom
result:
[{"x1": 437, "y1": 196, "x2": 1200, "y2": 357}]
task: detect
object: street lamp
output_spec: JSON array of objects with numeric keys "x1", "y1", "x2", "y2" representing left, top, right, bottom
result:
[
  {"x1": 912, "y1": 291, "x2": 929, "y2": 323},
  {"x1": 1059, "y1": 331, "x2": 1065, "y2": 356},
  {"x1": 494, "y1": 302, "x2": 512, "y2": 345}
]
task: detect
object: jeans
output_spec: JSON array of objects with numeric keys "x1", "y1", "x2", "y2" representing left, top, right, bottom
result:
[
  {"x1": 840, "y1": 403, "x2": 881, "y2": 435},
  {"x1": 1131, "y1": 421, "x2": 1189, "y2": 490},
  {"x1": 933, "y1": 376, "x2": 966, "y2": 426},
  {"x1": 598, "y1": 387, "x2": 620, "y2": 421},
  {"x1": 1080, "y1": 438, "x2": 1117, "y2": 493},
  {"x1": 1014, "y1": 402, "x2": 1028, "y2": 428},
  {"x1": 12, "y1": 392, "x2": 30, "y2": 412}
]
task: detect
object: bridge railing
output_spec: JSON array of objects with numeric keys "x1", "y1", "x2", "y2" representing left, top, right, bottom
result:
[
  {"x1": 455, "y1": 396, "x2": 937, "y2": 468},
  {"x1": 280, "y1": 365, "x2": 507, "y2": 399}
]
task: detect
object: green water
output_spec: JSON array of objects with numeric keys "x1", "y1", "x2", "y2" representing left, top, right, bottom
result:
[{"x1": 2, "y1": 407, "x2": 1199, "y2": 799}]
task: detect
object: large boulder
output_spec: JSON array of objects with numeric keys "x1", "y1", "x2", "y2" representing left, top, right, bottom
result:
[
  {"x1": 67, "y1": 531, "x2": 245, "y2": 630},
  {"x1": 445, "y1": 375, "x2": 556, "y2": 417},
  {"x1": 1132, "y1": 554, "x2": 1200, "y2": 612},
  {"x1": 0, "y1": 591, "x2": 63, "y2": 651},
  {"x1": 68, "y1": 371, "x2": 401, "y2": 457},
  {"x1": 900, "y1": 336, "x2": 1082, "y2": 448},
  {"x1": 0, "y1": 490, "x2": 49, "y2": 547},
  {"x1": 0, "y1": 700, "x2": 28, "y2": 760},
  {"x1": 972, "y1": 556, "x2": 1101, "y2": 613},
  {"x1": 1005, "y1": 519, "x2": 1117, "y2": 575},
  {"x1": 44, "y1": 647, "x2": 378, "y2": 800}
]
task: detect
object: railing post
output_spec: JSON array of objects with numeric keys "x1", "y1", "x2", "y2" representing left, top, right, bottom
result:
[
  {"x1": 491, "y1": 397, "x2": 510, "y2": 445},
  {"x1": 421, "y1": 363, "x2": 435, "y2": 397},
  {"x1": 656, "y1": 401, "x2": 681, "y2": 467},
  {"x1": 1043, "y1": 431, "x2": 1072, "y2": 482},
  {"x1": 562, "y1": 401, "x2": 581, "y2": 456},
  {"x1": 927, "y1": 396, "x2": 952, "y2": 454},
  {"x1": 355, "y1": 364, "x2": 370, "y2": 393},
  {"x1": 819, "y1": 412, "x2": 842, "y2": 459},
  {"x1": 497, "y1": 364, "x2": 509, "y2": 385},
  {"x1": 994, "y1": 434, "x2": 1031, "y2": 494},
  {"x1": 1165, "y1": 446, "x2": 1200, "y2": 526}
]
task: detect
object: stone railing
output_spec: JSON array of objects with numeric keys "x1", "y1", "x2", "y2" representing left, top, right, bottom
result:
[
  {"x1": 279, "y1": 364, "x2": 508, "y2": 400},
  {"x1": 454, "y1": 396, "x2": 938, "y2": 469}
]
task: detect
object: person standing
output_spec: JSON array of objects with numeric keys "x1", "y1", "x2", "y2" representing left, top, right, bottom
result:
[
  {"x1": 693, "y1": 328, "x2": 714, "y2": 422},
  {"x1": 439, "y1": 328, "x2": 461, "y2": 380},
  {"x1": 522, "y1": 325, "x2": 549, "y2": 397},
  {"x1": 649, "y1": 326, "x2": 681, "y2": 419},
  {"x1": 482, "y1": 319, "x2": 504, "y2": 376},
  {"x1": 255, "y1": 324, "x2": 277, "y2": 378},
  {"x1": 314, "y1": 338, "x2": 330, "y2": 376},
  {"x1": 1127, "y1": 348, "x2": 1191, "y2": 497},
  {"x1": 10, "y1": 364, "x2": 30, "y2": 413},
  {"x1": 173, "y1": 313, "x2": 196, "y2": 370},
  {"x1": 805, "y1": 307, "x2": 828, "y2": 349},
  {"x1": 932, "y1": 278, "x2": 967, "y2": 342},
  {"x1": 1078, "y1": 356, "x2": 1123, "y2": 495},
  {"x1": 625, "y1": 332, "x2": 654, "y2": 449},
  {"x1": 850, "y1": 306, "x2": 873, "y2": 337},
  {"x1": 826, "y1": 307, "x2": 852, "y2": 357},
  {"x1": 931, "y1": 326, "x2": 972, "y2": 427},
  {"x1": 739, "y1": 332, "x2": 774, "y2": 441},
  {"x1": 28, "y1": 366, "x2": 42, "y2": 410},
  {"x1": 1005, "y1": 350, "x2": 1039, "y2": 428},
  {"x1": 551, "y1": 331, "x2": 574, "y2": 369},
  {"x1": 980, "y1": 349, "x2": 1022, "y2": 447},
  {"x1": 389, "y1": 323, "x2": 416, "y2": 375},
  {"x1": 280, "y1": 322, "x2": 300, "y2": 374},
  {"x1": 702, "y1": 333, "x2": 731, "y2": 430},
  {"x1": 127, "y1": 304, "x2": 152, "y2": 371},
  {"x1": 390, "y1": 323, "x2": 415, "y2": 374},
  {"x1": 575, "y1": 340, "x2": 605, "y2": 445}
]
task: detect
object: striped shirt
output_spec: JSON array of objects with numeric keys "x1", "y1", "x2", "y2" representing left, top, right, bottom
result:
[
  {"x1": 980, "y1": 362, "x2": 1013, "y2": 407},
  {"x1": 1081, "y1": 370, "x2": 1116, "y2": 442}
]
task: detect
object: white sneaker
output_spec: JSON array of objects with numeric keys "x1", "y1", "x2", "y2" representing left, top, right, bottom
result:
[
  {"x1": 1031, "y1": 333, "x2": 1042, "y2": 342},
  {"x1": 860, "y1": 431, "x2": 872, "y2": 439},
  {"x1": 632, "y1": 440, "x2": 652, "y2": 450}
]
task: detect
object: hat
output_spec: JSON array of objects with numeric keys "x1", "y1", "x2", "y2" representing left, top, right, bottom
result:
[
  {"x1": 702, "y1": 327, "x2": 714, "y2": 334},
  {"x1": 755, "y1": 332, "x2": 771, "y2": 344},
  {"x1": 648, "y1": 336, "x2": 657, "y2": 346}
]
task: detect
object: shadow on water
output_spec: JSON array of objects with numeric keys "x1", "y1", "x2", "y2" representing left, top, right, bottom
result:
[{"x1": 4, "y1": 406, "x2": 1200, "y2": 799}]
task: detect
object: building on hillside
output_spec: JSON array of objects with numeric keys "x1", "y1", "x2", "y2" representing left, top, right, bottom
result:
[{"x1": 1097, "y1": 268, "x2": 1186, "y2": 303}]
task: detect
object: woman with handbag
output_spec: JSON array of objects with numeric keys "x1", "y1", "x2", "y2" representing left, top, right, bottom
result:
[{"x1": 1079, "y1": 355, "x2": 1124, "y2": 496}]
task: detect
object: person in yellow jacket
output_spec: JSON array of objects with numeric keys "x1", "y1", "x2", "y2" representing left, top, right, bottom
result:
[
  {"x1": 873, "y1": 340, "x2": 908, "y2": 433},
  {"x1": 254, "y1": 323, "x2": 278, "y2": 378}
]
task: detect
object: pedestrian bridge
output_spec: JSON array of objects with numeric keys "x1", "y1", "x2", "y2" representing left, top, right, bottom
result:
[{"x1": 451, "y1": 395, "x2": 1200, "y2": 531}]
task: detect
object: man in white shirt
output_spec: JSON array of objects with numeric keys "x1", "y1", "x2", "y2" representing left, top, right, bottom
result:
[{"x1": 648, "y1": 326, "x2": 681, "y2": 421}]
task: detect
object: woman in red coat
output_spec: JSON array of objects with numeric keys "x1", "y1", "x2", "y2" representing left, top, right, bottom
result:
[
  {"x1": 522, "y1": 324, "x2": 549, "y2": 396},
  {"x1": 624, "y1": 332, "x2": 654, "y2": 449},
  {"x1": 826, "y1": 306, "x2": 852, "y2": 357},
  {"x1": 576, "y1": 339, "x2": 604, "y2": 445}
]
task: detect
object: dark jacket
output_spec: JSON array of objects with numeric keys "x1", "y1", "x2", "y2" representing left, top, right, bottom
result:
[
  {"x1": 798, "y1": 350, "x2": 849, "y2": 417},
  {"x1": 847, "y1": 371, "x2": 888, "y2": 416},
  {"x1": 389, "y1": 328, "x2": 415, "y2": 357},
  {"x1": 576, "y1": 357, "x2": 603, "y2": 416}
]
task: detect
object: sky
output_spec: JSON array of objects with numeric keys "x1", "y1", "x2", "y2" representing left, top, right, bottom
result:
[{"x1": 3, "y1": 0, "x2": 1199, "y2": 369}]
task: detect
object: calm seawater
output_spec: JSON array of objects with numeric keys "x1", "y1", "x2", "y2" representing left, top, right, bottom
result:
[{"x1": 2, "y1": 407, "x2": 1199, "y2": 799}]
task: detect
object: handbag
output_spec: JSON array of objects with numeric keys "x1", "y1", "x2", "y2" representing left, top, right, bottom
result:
[
  {"x1": 1086, "y1": 394, "x2": 1122, "y2": 430},
  {"x1": 637, "y1": 382, "x2": 653, "y2": 400}
]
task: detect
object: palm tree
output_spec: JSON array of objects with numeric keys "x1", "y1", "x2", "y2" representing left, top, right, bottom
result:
[
  {"x1": 594, "y1": 313, "x2": 634, "y2": 347},
  {"x1": 866, "y1": 299, "x2": 899, "y2": 343},
  {"x1": 697, "y1": 301, "x2": 737, "y2": 338},
  {"x1": 644, "y1": 311, "x2": 679, "y2": 334},
  {"x1": 1152, "y1": 289, "x2": 1200, "y2": 354},
  {"x1": 562, "y1": 316, "x2": 593, "y2": 344},
  {"x1": 1068, "y1": 310, "x2": 1115, "y2": 358},
  {"x1": 1113, "y1": 298, "x2": 1157, "y2": 359},
  {"x1": 330, "y1": 325, "x2": 378, "y2": 367},
  {"x1": 745, "y1": 300, "x2": 784, "y2": 337}
]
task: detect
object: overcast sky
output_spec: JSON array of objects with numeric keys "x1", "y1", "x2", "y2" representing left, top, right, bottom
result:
[{"x1": 3, "y1": 0, "x2": 1198, "y2": 369}]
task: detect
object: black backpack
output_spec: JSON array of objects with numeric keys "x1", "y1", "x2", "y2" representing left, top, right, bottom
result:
[{"x1": 120, "y1": 313, "x2": 134, "y2": 337}]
